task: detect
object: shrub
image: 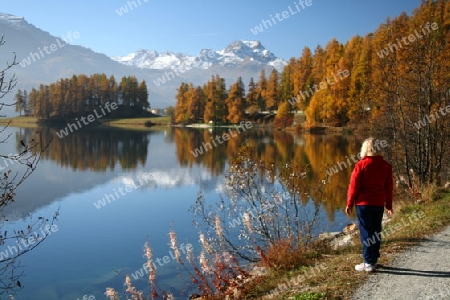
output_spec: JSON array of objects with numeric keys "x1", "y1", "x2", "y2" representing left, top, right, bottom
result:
[{"x1": 258, "y1": 239, "x2": 312, "y2": 271}]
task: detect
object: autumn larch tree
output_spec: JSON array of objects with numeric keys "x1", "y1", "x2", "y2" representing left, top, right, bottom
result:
[
  {"x1": 226, "y1": 77, "x2": 246, "y2": 124},
  {"x1": 265, "y1": 68, "x2": 279, "y2": 110}
]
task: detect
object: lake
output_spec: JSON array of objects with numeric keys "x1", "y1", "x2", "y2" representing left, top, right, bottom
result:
[{"x1": 0, "y1": 125, "x2": 360, "y2": 300}]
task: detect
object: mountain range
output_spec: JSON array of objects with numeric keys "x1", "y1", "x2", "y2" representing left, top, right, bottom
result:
[
  {"x1": 0, "y1": 13, "x2": 287, "y2": 116},
  {"x1": 111, "y1": 40, "x2": 286, "y2": 71}
]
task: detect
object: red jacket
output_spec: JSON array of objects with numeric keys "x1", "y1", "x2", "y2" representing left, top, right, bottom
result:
[{"x1": 347, "y1": 156, "x2": 393, "y2": 210}]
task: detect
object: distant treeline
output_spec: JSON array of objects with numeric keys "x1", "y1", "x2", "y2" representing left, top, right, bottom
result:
[
  {"x1": 15, "y1": 73, "x2": 149, "y2": 119},
  {"x1": 174, "y1": 0, "x2": 449, "y2": 127}
]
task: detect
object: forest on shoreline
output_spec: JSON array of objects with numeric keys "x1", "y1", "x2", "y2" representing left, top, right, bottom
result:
[
  {"x1": 172, "y1": 1, "x2": 449, "y2": 130},
  {"x1": 15, "y1": 74, "x2": 150, "y2": 120}
]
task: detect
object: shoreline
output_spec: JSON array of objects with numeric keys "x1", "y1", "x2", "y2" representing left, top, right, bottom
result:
[{"x1": 0, "y1": 116, "x2": 349, "y2": 134}]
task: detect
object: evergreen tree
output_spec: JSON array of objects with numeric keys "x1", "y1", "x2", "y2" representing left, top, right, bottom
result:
[
  {"x1": 137, "y1": 80, "x2": 149, "y2": 110},
  {"x1": 14, "y1": 89, "x2": 25, "y2": 116},
  {"x1": 215, "y1": 76, "x2": 228, "y2": 122},
  {"x1": 246, "y1": 77, "x2": 258, "y2": 114},
  {"x1": 256, "y1": 69, "x2": 267, "y2": 111},
  {"x1": 203, "y1": 79, "x2": 216, "y2": 123}
]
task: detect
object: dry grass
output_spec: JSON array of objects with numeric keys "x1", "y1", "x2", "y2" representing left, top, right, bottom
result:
[
  {"x1": 258, "y1": 239, "x2": 314, "y2": 271},
  {"x1": 102, "y1": 116, "x2": 172, "y2": 128},
  {"x1": 0, "y1": 116, "x2": 38, "y2": 127},
  {"x1": 0, "y1": 116, "x2": 173, "y2": 130}
]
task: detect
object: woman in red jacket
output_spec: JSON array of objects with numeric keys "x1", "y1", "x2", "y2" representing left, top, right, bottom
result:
[{"x1": 346, "y1": 137, "x2": 393, "y2": 272}]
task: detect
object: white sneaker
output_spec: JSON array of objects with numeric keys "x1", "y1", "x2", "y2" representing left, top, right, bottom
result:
[{"x1": 355, "y1": 262, "x2": 375, "y2": 272}]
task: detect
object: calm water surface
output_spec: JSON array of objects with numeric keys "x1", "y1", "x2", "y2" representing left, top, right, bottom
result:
[{"x1": 1, "y1": 125, "x2": 360, "y2": 300}]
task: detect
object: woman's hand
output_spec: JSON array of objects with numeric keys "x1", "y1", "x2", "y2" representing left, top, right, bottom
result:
[
  {"x1": 345, "y1": 205, "x2": 353, "y2": 216},
  {"x1": 386, "y1": 209, "x2": 393, "y2": 216}
]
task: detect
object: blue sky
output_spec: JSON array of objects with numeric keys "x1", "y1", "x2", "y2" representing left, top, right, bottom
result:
[{"x1": 2, "y1": 0, "x2": 421, "y2": 60}]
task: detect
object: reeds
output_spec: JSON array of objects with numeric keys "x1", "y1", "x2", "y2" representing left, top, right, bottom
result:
[{"x1": 108, "y1": 229, "x2": 250, "y2": 299}]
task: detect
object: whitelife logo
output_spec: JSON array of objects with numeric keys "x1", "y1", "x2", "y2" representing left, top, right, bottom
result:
[
  {"x1": 413, "y1": 104, "x2": 450, "y2": 130},
  {"x1": 130, "y1": 243, "x2": 193, "y2": 280},
  {"x1": 115, "y1": 0, "x2": 149, "y2": 16},
  {"x1": 288, "y1": 69, "x2": 350, "y2": 106},
  {"x1": 376, "y1": 22, "x2": 439, "y2": 58},
  {"x1": 19, "y1": 31, "x2": 81, "y2": 68},
  {"x1": 0, "y1": 224, "x2": 58, "y2": 261},
  {"x1": 250, "y1": 0, "x2": 313, "y2": 35},
  {"x1": 56, "y1": 102, "x2": 118, "y2": 139},
  {"x1": 190, "y1": 121, "x2": 253, "y2": 157}
]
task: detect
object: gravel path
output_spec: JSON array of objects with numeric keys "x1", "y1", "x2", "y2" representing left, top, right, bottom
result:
[{"x1": 351, "y1": 225, "x2": 450, "y2": 300}]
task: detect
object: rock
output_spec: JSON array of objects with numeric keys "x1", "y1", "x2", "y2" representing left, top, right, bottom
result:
[
  {"x1": 318, "y1": 223, "x2": 359, "y2": 250},
  {"x1": 318, "y1": 232, "x2": 341, "y2": 240},
  {"x1": 382, "y1": 214, "x2": 393, "y2": 226},
  {"x1": 330, "y1": 234, "x2": 355, "y2": 249},
  {"x1": 249, "y1": 266, "x2": 269, "y2": 277},
  {"x1": 343, "y1": 223, "x2": 357, "y2": 234}
]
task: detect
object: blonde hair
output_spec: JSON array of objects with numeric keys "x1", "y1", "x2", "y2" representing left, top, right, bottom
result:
[{"x1": 360, "y1": 137, "x2": 376, "y2": 158}]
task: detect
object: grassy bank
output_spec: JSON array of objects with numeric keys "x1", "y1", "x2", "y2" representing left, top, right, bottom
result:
[
  {"x1": 0, "y1": 116, "x2": 172, "y2": 129},
  {"x1": 1, "y1": 115, "x2": 276, "y2": 130},
  {"x1": 241, "y1": 189, "x2": 450, "y2": 299},
  {"x1": 0, "y1": 116, "x2": 38, "y2": 127},
  {"x1": 100, "y1": 116, "x2": 172, "y2": 130}
]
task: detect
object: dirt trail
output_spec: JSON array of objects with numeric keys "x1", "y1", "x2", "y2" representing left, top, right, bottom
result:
[{"x1": 351, "y1": 225, "x2": 450, "y2": 300}]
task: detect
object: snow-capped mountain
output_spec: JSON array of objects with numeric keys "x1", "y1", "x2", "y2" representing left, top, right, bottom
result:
[
  {"x1": 0, "y1": 12, "x2": 288, "y2": 113},
  {"x1": 113, "y1": 50, "x2": 205, "y2": 70},
  {"x1": 112, "y1": 40, "x2": 287, "y2": 71},
  {"x1": 0, "y1": 12, "x2": 27, "y2": 27}
]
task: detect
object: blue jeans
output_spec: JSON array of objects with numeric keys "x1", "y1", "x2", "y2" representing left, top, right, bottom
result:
[{"x1": 356, "y1": 205, "x2": 384, "y2": 265}]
